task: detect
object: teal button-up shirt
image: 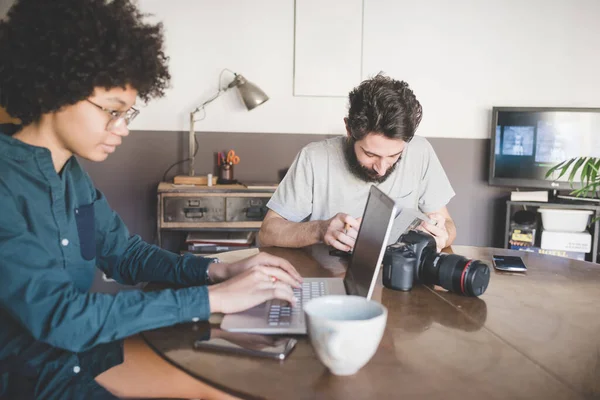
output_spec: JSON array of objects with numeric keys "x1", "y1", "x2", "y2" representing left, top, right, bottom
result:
[{"x1": 0, "y1": 125, "x2": 212, "y2": 393}]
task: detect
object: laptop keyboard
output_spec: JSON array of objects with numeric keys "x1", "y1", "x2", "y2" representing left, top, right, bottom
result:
[{"x1": 267, "y1": 281, "x2": 326, "y2": 327}]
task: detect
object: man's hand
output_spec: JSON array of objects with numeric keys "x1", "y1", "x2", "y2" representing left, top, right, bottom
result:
[
  {"x1": 208, "y1": 252, "x2": 303, "y2": 285},
  {"x1": 208, "y1": 265, "x2": 300, "y2": 314},
  {"x1": 320, "y1": 213, "x2": 361, "y2": 252},
  {"x1": 417, "y1": 213, "x2": 449, "y2": 251}
]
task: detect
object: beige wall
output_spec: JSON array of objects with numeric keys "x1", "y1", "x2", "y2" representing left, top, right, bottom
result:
[{"x1": 80, "y1": 130, "x2": 510, "y2": 251}]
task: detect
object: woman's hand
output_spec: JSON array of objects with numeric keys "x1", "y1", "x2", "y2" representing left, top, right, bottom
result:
[
  {"x1": 207, "y1": 265, "x2": 301, "y2": 314},
  {"x1": 208, "y1": 252, "x2": 302, "y2": 285}
]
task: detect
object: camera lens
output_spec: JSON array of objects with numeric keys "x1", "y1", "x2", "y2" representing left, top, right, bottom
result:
[{"x1": 430, "y1": 254, "x2": 490, "y2": 297}]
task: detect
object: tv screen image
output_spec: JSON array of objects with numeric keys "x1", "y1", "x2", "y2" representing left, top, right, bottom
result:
[
  {"x1": 501, "y1": 126, "x2": 534, "y2": 156},
  {"x1": 489, "y1": 107, "x2": 600, "y2": 190}
]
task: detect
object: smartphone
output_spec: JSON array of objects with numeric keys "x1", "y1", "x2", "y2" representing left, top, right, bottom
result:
[
  {"x1": 193, "y1": 333, "x2": 297, "y2": 361},
  {"x1": 492, "y1": 255, "x2": 527, "y2": 272}
]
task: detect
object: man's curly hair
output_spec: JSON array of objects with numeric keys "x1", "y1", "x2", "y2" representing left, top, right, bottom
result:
[
  {"x1": 0, "y1": 0, "x2": 171, "y2": 126},
  {"x1": 347, "y1": 73, "x2": 422, "y2": 142}
]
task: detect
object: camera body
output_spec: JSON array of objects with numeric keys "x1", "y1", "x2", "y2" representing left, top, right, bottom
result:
[
  {"x1": 382, "y1": 230, "x2": 436, "y2": 291},
  {"x1": 383, "y1": 230, "x2": 490, "y2": 297}
]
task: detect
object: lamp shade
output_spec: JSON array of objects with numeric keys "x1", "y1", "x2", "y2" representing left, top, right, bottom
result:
[{"x1": 233, "y1": 74, "x2": 269, "y2": 110}]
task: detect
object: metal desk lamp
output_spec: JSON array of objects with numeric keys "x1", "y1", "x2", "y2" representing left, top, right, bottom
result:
[{"x1": 188, "y1": 69, "x2": 269, "y2": 176}]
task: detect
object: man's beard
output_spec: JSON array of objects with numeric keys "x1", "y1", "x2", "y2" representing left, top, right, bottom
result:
[{"x1": 343, "y1": 137, "x2": 399, "y2": 183}]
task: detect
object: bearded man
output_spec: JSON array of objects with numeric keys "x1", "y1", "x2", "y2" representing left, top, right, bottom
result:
[{"x1": 258, "y1": 74, "x2": 456, "y2": 252}]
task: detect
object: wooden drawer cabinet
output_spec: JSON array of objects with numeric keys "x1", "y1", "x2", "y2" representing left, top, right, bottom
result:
[
  {"x1": 156, "y1": 182, "x2": 276, "y2": 248},
  {"x1": 163, "y1": 197, "x2": 225, "y2": 222},
  {"x1": 225, "y1": 197, "x2": 270, "y2": 222}
]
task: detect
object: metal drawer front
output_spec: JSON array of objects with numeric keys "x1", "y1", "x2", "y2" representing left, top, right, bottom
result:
[
  {"x1": 163, "y1": 197, "x2": 225, "y2": 222},
  {"x1": 226, "y1": 197, "x2": 270, "y2": 221}
]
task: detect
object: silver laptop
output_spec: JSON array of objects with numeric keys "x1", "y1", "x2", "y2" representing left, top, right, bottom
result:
[{"x1": 220, "y1": 185, "x2": 397, "y2": 335}]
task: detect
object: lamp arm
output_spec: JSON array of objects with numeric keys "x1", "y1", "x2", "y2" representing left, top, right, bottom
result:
[
  {"x1": 187, "y1": 69, "x2": 240, "y2": 176},
  {"x1": 191, "y1": 68, "x2": 240, "y2": 117},
  {"x1": 191, "y1": 89, "x2": 224, "y2": 117},
  {"x1": 188, "y1": 88, "x2": 228, "y2": 176}
]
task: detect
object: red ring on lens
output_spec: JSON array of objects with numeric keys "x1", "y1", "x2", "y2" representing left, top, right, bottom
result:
[{"x1": 460, "y1": 260, "x2": 474, "y2": 294}]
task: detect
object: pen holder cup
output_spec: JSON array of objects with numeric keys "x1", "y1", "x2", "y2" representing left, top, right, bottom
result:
[{"x1": 219, "y1": 164, "x2": 234, "y2": 181}]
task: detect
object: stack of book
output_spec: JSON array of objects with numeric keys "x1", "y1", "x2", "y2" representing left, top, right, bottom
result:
[
  {"x1": 509, "y1": 245, "x2": 586, "y2": 261},
  {"x1": 185, "y1": 231, "x2": 256, "y2": 254}
]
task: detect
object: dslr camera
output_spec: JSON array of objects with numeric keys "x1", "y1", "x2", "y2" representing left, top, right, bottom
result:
[{"x1": 383, "y1": 230, "x2": 490, "y2": 297}]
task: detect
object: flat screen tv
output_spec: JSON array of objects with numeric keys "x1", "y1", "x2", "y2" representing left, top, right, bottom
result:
[{"x1": 489, "y1": 107, "x2": 600, "y2": 191}]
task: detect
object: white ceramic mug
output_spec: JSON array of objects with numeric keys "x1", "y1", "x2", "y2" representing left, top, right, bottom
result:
[{"x1": 304, "y1": 295, "x2": 388, "y2": 376}]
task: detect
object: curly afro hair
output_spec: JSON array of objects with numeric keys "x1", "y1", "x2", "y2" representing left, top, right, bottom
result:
[
  {"x1": 347, "y1": 73, "x2": 422, "y2": 142},
  {"x1": 0, "y1": 0, "x2": 171, "y2": 125}
]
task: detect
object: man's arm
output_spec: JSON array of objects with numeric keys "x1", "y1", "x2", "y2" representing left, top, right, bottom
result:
[
  {"x1": 413, "y1": 138, "x2": 456, "y2": 250},
  {"x1": 258, "y1": 209, "x2": 360, "y2": 251},
  {"x1": 420, "y1": 206, "x2": 456, "y2": 251},
  {"x1": 431, "y1": 206, "x2": 456, "y2": 247},
  {"x1": 258, "y1": 210, "x2": 324, "y2": 248}
]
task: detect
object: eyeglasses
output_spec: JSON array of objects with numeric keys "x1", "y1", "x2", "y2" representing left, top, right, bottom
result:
[{"x1": 86, "y1": 99, "x2": 139, "y2": 131}]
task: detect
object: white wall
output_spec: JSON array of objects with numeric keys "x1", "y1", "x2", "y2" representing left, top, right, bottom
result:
[
  {"x1": 135, "y1": 0, "x2": 600, "y2": 138},
  {"x1": 293, "y1": 0, "x2": 363, "y2": 97},
  {"x1": 3, "y1": 0, "x2": 598, "y2": 138},
  {"x1": 361, "y1": 0, "x2": 600, "y2": 139},
  {"x1": 137, "y1": 0, "x2": 350, "y2": 135}
]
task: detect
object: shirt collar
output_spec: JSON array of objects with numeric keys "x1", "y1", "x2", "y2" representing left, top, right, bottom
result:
[{"x1": 0, "y1": 123, "x2": 53, "y2": 160}]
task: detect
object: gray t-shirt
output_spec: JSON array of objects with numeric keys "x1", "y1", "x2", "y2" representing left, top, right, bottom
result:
[{"x1": 267, "y1": 136, "x2": 455, "y2": 222}]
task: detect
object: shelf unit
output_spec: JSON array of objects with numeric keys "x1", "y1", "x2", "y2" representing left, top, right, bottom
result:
[{"x1": 505, "y1": 200, "x2": 600, "y2": 263}]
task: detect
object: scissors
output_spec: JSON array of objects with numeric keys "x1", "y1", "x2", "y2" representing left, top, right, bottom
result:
[{"x1": 226, "y1": 150, "x2": 240, "y2": 165}]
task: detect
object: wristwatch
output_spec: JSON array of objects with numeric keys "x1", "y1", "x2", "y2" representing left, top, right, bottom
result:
[{"x1": 205, "y1": 258, "x2": 221, "y2": 284}]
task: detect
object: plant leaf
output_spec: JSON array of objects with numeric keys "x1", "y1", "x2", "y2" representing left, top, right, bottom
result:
[
  {"x1": 581, "y1": 159, "x2": 593, "y2": 193},
  {"x1": 593, "y1": 159, "x2": 600, "y2": 197},
  {"x1": 552, "y1": 158, "x2": 576, "y2": 180},
  {"x1": 545, "y1": 160, "x2": 567, "y2": 177},
  {"x1": 568, "y1": 157, "x2": 587, "y2": 187}
]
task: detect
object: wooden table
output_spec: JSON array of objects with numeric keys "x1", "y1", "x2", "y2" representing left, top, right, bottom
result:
[{"x1": 141, "y1": 245, "x2": 600, "y2": 400}]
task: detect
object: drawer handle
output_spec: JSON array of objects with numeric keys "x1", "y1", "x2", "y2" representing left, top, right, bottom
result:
[
  {"x1": 184, "y1": 207, "x2": 208, "y2": 219},
  {"x1": 246, "y1": 206, "x2": 266, "y2": 219}
]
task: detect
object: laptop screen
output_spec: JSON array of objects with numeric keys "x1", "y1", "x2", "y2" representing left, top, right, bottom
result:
[{"x1": 343, "y1": 185, "x2": 396, "y2": 299}]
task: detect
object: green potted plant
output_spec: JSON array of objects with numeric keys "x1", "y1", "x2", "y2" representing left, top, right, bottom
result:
[{"x1": 546, "y1": 157, "x2": 600, "y2": 198}]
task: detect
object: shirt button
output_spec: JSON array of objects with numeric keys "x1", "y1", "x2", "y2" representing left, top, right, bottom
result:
[
  {"x1": 192, "y1": 317, "x2": 200, "y2": 322},
  {"x1": 61, "y1": 238, "x2": 69, "y2": 247},
  {"x1": 73, "y1": 366, "x2": 81, "y2": 374}
]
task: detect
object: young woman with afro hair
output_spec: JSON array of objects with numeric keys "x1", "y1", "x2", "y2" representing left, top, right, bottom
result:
[{"x1": 0, "y1": 1, "x2": 302, "y2": 398}]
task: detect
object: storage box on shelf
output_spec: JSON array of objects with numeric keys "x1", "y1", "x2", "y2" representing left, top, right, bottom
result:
[{"x1": 537, "y1": 208, "x2": 593, "y2": 233}]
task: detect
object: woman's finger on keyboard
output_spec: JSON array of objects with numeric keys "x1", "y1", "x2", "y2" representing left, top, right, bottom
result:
[
  {"x1": 271, "y1": 281, "x2": 296, "y2": 305},
  {"x1": 256, "y1": 279, "x2": 295, "y2": 304},
  {"x1": 256, "y1": 266, "x2": 300, "y2": 288},
  {"x1": 254, "y1": 253, "x2": 303, "y2": 283}
]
